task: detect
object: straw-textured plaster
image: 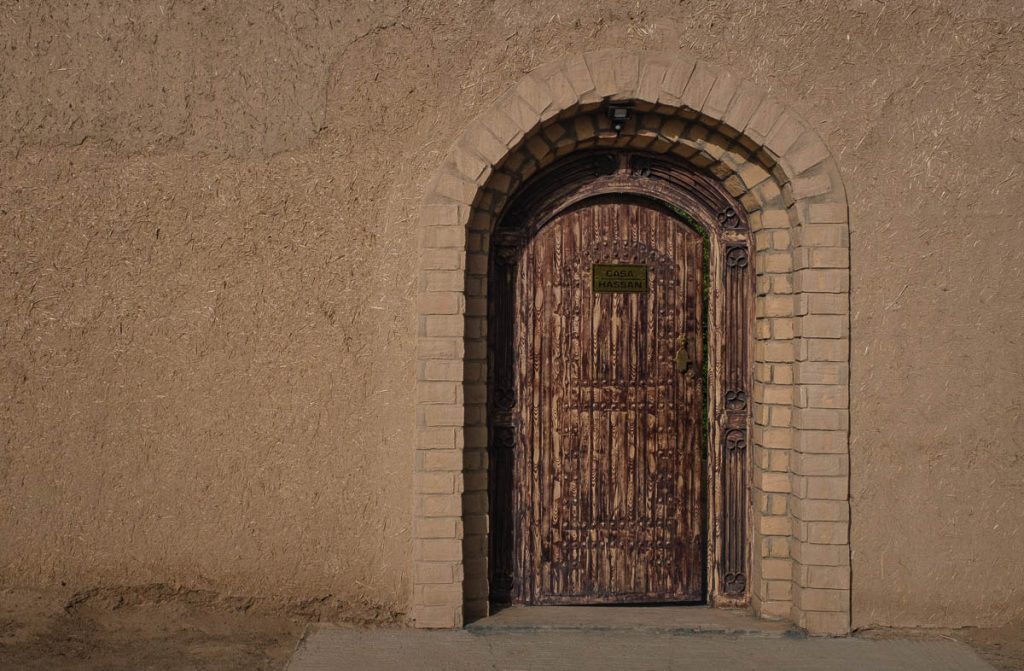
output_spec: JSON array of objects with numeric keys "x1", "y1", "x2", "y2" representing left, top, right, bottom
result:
[{"x1": 1, "y1": 0, "x2": 1022, "y2": 631}]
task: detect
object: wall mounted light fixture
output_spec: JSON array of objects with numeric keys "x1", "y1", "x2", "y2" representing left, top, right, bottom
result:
[{"x1": 606, "y1": 103, "x2": 633, "y2": 133}]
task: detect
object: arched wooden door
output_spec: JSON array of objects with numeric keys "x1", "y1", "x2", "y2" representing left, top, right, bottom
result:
[
  {"x1": 510, "y1": 196, "x2": 705, "y2": 604},
  {"x1": 488, "y1": 151, "x2": 752, "y2": 608}
]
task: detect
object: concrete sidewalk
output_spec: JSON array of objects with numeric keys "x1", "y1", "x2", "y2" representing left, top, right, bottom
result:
[{"x1": 287, "y1": 626, "x2": 996, "y2": 671}]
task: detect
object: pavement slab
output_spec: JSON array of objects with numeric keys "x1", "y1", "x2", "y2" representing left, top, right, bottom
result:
[
  {"x1": 467, "y1": 605, "x2": 796, "y2": 636},
  {"x1": 288, "y1": 625, "x2": 996, "y2": 671}
]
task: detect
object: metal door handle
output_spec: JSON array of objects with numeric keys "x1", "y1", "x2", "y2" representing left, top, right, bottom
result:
[{"x1": 675, "y1": 336, "x2": 689, "y2": 372}]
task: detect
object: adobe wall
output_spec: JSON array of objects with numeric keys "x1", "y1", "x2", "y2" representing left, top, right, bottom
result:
[{"x1": 1, "y1": 1, "x2": 1021, "y2": 628}]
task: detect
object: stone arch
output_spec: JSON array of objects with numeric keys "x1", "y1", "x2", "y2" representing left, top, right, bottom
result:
[{"x1": 413, "y1": 50, "x2": 851, "y2": 636}]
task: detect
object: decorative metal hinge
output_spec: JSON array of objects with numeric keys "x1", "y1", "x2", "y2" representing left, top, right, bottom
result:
[
  {"x1": 493, "y1": 231, "x2": 526, "y2": 264},
  {"x1": 725, "y1": 390, "x2": 747, "y2": 412},
  {"x1": 629, "y1": 155, "x2": 653, "y2": 178},
  {"x1": 717, "y1": 206, "x2": 741, "y2": 230},
  {"x1": 725, "y1": 245, "x2": 749, "y2": 270},
  {"x1": 723, "y1": 572, "x2": 747, "y2": 595},
  {"x1": 724, "y1": 428, "x2": 747, "y2": 452},
  {"x1": 589, "y1": 152, "x2": 620, "y2": 177}
]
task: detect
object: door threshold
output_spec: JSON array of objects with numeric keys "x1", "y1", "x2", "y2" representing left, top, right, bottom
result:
[{"x1": 466, "y1": 604, "x2": 798, "y2": 638}]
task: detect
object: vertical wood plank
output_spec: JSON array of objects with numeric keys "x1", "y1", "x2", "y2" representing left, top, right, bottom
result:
[{"x1": 512, "y1": 196, "x2": 709, "y2": 603}]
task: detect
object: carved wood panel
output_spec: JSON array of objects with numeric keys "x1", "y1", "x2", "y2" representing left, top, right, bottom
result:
[
  {"x1": 511, "y1": 197, "x2": 705, "y2": 604},
  {"x1": 488, "y1": 150, "x2": 753, "y2": 608}
]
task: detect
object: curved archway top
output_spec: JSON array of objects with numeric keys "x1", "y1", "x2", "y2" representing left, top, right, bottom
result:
[
  {"x1": 423, "y1": 50, "x2": 847, "y2": 223},
  {"x1": 495, "y1": 149, "x2": 750, "y2": 240}
]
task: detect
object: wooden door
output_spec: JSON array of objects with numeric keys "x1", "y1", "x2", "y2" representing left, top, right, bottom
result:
[{"x1": 511, "y1": 196, "x2": 705, "y2": 604}]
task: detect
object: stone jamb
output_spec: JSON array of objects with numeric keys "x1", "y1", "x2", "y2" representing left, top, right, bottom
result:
[{"x1": 413, "y1": 50, "x2": 851, "y2": 636}]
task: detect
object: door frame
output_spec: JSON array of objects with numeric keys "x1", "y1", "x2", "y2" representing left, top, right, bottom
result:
[
  {"x1": 487, "y1": 150, "x2": 754, "y2": 609},
  {"x1": 412, "y1": 52, "x2": 852, "y2": 634}
]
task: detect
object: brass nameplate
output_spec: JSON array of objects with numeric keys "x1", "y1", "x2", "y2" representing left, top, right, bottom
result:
[{"x1": 592, "y1": 264, "x2": 649, "y2": 293}]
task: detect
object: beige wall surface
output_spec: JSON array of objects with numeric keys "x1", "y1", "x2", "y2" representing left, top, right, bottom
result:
[{"x1": 1, "y1": 1, "x2": 1022, "y2": 628}]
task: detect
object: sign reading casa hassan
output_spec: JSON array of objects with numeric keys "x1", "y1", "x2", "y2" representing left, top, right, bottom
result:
[{"x1": 592, "y1": 263, "x2": 649, "y2": 293}]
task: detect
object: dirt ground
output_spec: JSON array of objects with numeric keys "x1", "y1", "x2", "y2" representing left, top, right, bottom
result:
[
  {"x1": 857, "y1": 623, "x2": 1024, "y2": 671},
  {"x1": 1, "y1": 587, "x2": 1021, "y2": 671},
  {"x1": 0, "y1": 586, "x2": 394, "y2": 671}
]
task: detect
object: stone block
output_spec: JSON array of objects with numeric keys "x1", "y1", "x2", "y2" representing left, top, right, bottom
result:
[
  {"x1": 810, "y1": 247, "x2": 850, "y2": 269},
  {"x1": 794, "y1": 362, "x2": 848, "y2": 386},
  {"x1": 803, "y1": 476, "x2": 849, "y2": 501},
  {"x1": 417, "y1": 381, "x2": 459, "y2": 405},
  {"x1": 660, "y1": 59, "x2": 697, "y2": 103},
  {"x1": 746, "y1": 97, "x2": 785, "y2": 144},
  {"x1": 702, "y1": 70, "x2": 739, "y2": 120},
  {"x1": 637, "y1": 62, "x2": 667, "y2": 103},
  {"x1": 680, "y1": 62, "x2": 718, "y2": 112},
  {"x1": 791, "y1": 541, "x2": 850, "y2": 567},
  {"x1": 794, "y1": 430, "x2": 847, "y2": 455},
  {"x1": 758, "y1": 471, "x2": 791, "y2": 494},
  {"x1": 451, "y1": 145, "x2": 489, "y2": 183},
  {"x1": 421, "y1": 360, "x2": 464, "y2": 382},
  {"x1": 612, "y1": 51, "x2": 641, "y2": 98},
  {"x1": 421, "y1": 203, "x2": 464, "y2": 228},
  {"x1": 415, "y1": 538, "x2": 463, "y2": 562},
  {"x1": 432, "y1": 171, "x2": 478, "y2": 205},
  {"x1": 526, "y1": 135, "x2": 551, "y2": 161},
  {"x1": 762, "y1": 295, "x2": 795, "y2": 317},
  {"x1": 415, "y1": 472, "x2": 457, "y2": 495},
  {"x1": 798, "y1": 384, "x2": 849, "y2": 410},
  {"x1": 797, "y1": 224, "x2": 848, "y2": 248},
  {"x1": 772, "y1": 318, "x2": 795, "y2": 340},
  {"x1": 419, "y1": 494, "x2": 461, "y2": 517},
  {"x1": 420, "y1": 448, "x2": 462, "y2": 470},
  {"x1": 500, "y1": 92, "x2": 542, "y2": 134},
  {"x1": 723, "y1": 80, "x2": 766, "y2": 133},
  {"x1": 415, "y1": 561, "x2": 455, "y2": 584},
  {"x1": 765, "y1": 112, "x2": 806, "y2": 157},
  {"x1": 772, "y1": 364, "x2": 794, "y2": 385},
  {"x1": 761, "y1": 515, "x2": 791, "y2": 536},
  {"x1": 794, "y1": 269, "x2": 849, "y2": 293},
  {"x1": 757, "y1": 340, "x2": 795, "y2": 363},
  {"x1": 415, "y1": 516, "x2": 461, "y2": 539},
  {"x1": 770, "y1": 406, "x2": 792, "y2": 428},
  {"x1": 808, "y1": 202, "x2": 847, "y2": 224},
  {"x1": 788, "y1": 135, "x2": 831, "y2": 175},
  {"x1": 760, "y1": 428, "x2": 793, "y2": 450},
  {"x1": 793, "y1": 586, "x2": 849, "y2": 613},
  {"x1": 563, "y1": 53, "x2": 597, "y2": 99},
  {"x1": 766, "y1": 579, "x2": 793, "y2": 601},
  {"x1": 800, "y1": 610, "x2": 850, "y2": 636},
  {"x1": 760, "y1": 251, "x2": 793, "y2": 274},
  {"x1": 516, "y1": 74, "x2": 554, "y2": 115},
  {"x1": 413, "y1": 605, "x2": 462, "y2": 629},
  {"x1": 417, "y1": 401, "x2": 462, "y2": 428},
  {"x1": 584, "y1": 49, "x2": 622, "y2": 97},
  {"x1": 419, "y1": 430, "x2": 460, "y2": 450},
  {"x1": 417, "y1": 292, "x2": 463, "y2": 315},
  {"x1": 798, "y1": 338, "x2": 849, "y2": 363},
  {"x1": 759, "y1": 599, "x2": 792, "y2": 619},
  {"x1": 739, "y1": 161, "x2": 772, "y2": 190},
  {"x1": 760, "y1": 209, "x2": 791, "y2": 229},
  {"x1": 796, "y1": 315, "x2": 849, "y2": 339},
  {"x1": 793, "y1": 407, "x2": 848, "y2": 431},
  {"x1": 791, "y1": 498, "x2": 849, "y2": 523},
  {"x1": 792, "y1": 453, "x2": 848, "y2": 477},
  {"x1": 762, "y1": 558, "x2": 792, "y2": 581},
  {"x1": 791, "y1": 172, "x2": 832, "y2": 199},
  {"x1": 534, "y1": 63, "x2": 578, "y2": 110},
  {"x1": 421, "y1": 225, "x2": 467, "y2": 250}
]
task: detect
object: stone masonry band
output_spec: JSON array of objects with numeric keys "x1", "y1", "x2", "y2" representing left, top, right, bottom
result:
[{"x1": 413, "y1": 50, "x2": 851, "y2": 636}]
